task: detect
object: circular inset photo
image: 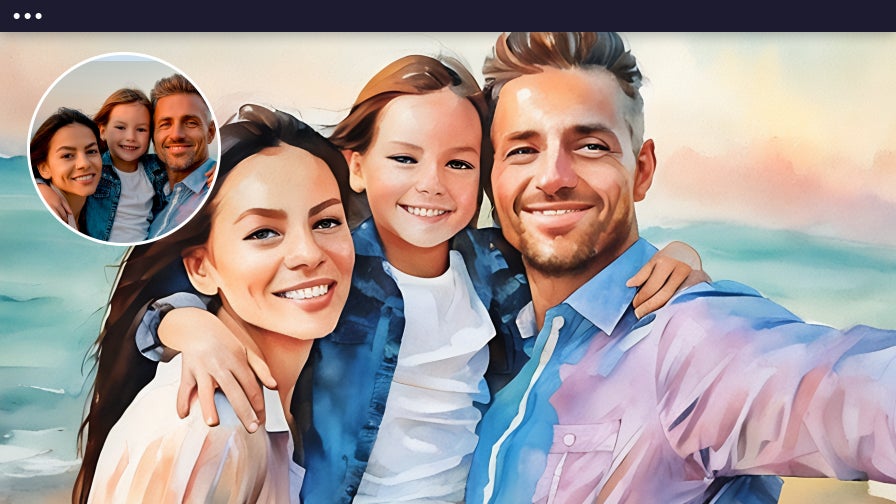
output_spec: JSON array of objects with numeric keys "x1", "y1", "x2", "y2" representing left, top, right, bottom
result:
[{"x1": 28, "y1": 52, "x2": 219, "y2": 245}]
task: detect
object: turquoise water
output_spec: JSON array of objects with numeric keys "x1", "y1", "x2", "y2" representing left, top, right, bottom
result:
[{"x1": 1, "y1": 154, "x2": 894, "y2": 501}]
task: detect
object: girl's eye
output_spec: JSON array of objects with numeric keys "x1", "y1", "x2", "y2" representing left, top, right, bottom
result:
[
  {"x1": 115, "y1": 126, "x2": 125, "y2": 130},
  {"x1": 388, "y1": 155, "x2": 416, "y2": 165},
  {"x1": 245, "y1": 228, "x2": 280, "y2": 240},
  {"x1": 447, "y1": 159, "x2": 475, "y2": 170},
  {"x1": 313, "y1": 217, "x2": 343, "y2": 230},
  {"x1": 137, "y1": 128, "x2": 148, "y2": 133}
]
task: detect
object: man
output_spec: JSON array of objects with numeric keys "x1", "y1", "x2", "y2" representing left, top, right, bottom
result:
[
  {"x1": 146, "y1": 73, "x2": 217, "y2": 238},
  {"x1": 465, "y1": 32, "x2": 896, "y2": 503}
]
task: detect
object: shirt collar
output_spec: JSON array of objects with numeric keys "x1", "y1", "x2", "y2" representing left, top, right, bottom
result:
[
  {"x1": 514, "y1": 238, "x2": 658, "y2": 338},
  {"x1": 170, "y1": 158, "x2": 215, "y2": 194},
  {"x1": 263, "y1": 387, "x2": 290, "y2": 433},
  {"x1": 566, "y1": 238, "x2": 658, "y2": 334}
]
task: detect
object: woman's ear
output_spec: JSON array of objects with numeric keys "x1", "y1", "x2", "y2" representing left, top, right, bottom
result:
[
  {"x1": 347, "y1": 150, "x2": 366, "y2": 194},
  {"x1": 37, "y1": 162, "x2": 52, "y2": 180},
  {"x1": 182, "y1": 246, "x2": 219, "y2": 296}
]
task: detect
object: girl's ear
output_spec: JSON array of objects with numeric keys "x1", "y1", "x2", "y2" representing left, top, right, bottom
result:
[
  {"x1": 347, "y1": 150, "x2": 366, "y2": 194},
  {"x1": 182, "y1": 246, "x2": 219, "y2": 296},
  {"x1": 37, "y1": 161, "x2": 53, "y2": 180},
  {"x1": 98, "y1": 124, "x2": 106, "y2": 142}
]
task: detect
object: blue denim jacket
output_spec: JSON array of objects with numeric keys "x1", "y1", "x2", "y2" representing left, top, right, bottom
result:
[
  {"x1": 295, "y1": 218, "x2": 533, "y2": 503},
  {"x1": 83, "y1": 151, "x2": 168, "y2": 241}
]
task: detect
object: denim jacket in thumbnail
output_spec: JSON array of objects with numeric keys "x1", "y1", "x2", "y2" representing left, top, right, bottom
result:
[
  {"x1": 83, "y1": 151, "x2": 168, "y2": 241},
  {"x1": 295, "y1": 217, "x2": 533, "y2": 503}
]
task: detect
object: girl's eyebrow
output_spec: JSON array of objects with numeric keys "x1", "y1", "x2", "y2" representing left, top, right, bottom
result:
[{"x1": 234, "y1": 207, "x2": 286, "y2": 224}]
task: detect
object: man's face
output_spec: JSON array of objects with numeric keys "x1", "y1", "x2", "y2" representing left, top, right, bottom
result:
[
  {"x1": 490, "y1": 66, "x2": 654, "y2": 278},
  {"x1": 153, "y1": 93, "x2": 215, "y2": 177}
]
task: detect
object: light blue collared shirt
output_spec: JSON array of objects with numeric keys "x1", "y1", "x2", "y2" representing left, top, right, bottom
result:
[{"x1": 147, "y1": 158, "x2": 215, "y2": 239}]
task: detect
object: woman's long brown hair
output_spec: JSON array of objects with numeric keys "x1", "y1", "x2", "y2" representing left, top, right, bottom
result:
[{"x1": 72, "y1": 104, "x2": 351, "y2": 503}]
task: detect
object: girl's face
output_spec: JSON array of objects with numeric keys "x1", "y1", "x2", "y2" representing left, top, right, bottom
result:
[
  {"x1": 37, "y1": 123, "x2": 102, "y2": 198},
  {"x1": 188, "y1": 144, "x2": 354, "y2": 342},
  {"x1": 348, "y1": 87, "x2": 481, "y2": 259},
  {"x1": 99, "y1": 102, "x2": 151, "y2": 166}
]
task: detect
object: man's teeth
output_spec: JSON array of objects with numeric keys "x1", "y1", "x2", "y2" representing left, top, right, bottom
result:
[
  {"x1": 406, "y1": 206, "x2": 447, "y2": 217},
  {"x1": 279, "y1": 284, "x2": 329, "y2": 300},
  {"x1": 536, "y1": 209, "x2": 579, "y2": 216}
]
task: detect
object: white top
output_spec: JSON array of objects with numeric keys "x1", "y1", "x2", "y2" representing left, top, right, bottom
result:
[
  {"x1": 108, "y1": 162, "x2": 154, "y2": 243},
  {"x1": 356, "y1": 250, "x2": 495, "y2": 503},
  {"x1": 88, "y1": 354, "x2": 303, "y2": 503}
]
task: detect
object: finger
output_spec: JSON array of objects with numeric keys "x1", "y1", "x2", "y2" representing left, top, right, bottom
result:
[
  {"x1": 216, "y1": 371, "x2": 261, "y2": 433},
  {"x1": 635, "y1": 266, "x2": 690, "y2": 318},
  {"x1": 247, "y1": 349, "x2": 277, "y2": 390},
  {"x1": 626, "y1": 261, "x2": 654, "y2": 288},
  {"x1": 176, "y1": 369, "x2": 199, "y2": 419},
  {"x1": 195, "y1": 374, "x2": 221, "y2": 427},
  {"x1": 632, "y1": 260, "x2": 673, "y2": 307}
]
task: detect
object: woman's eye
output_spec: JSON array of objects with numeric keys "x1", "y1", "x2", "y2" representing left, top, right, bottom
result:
[
  {"x1": 245, "y1": 228, "x2": 280, "y2": 240},
  {"x1": 313, "y1": 217, "x2": 343, "y2": 230},
  {"x1": 388, "y1": 155, "x2": 416, "y2": 164},
  {"x1": 447, "y1": 159, "x2": 475, "y2": 170}
]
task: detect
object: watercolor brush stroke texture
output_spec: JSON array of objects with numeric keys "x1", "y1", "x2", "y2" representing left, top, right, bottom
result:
[{"x1": 1, "y1": 32, "x2": 894, "y2": 502}]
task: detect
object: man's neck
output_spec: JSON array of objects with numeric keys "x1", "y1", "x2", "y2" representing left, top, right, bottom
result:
[
  {"x1": 526, "y1": 235, "x2": 638, "y2": 330},
  {"x1": 166, "y1": 157, "x2": 208, "y2": 188}
]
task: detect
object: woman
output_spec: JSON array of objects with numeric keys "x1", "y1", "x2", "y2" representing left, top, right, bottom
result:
[
  {"x1": 72, "y1": 104, "x2": 355, "y2": 503},
  {"x1": 29, "y1": 107, "x2": 103, "y2": 232}
]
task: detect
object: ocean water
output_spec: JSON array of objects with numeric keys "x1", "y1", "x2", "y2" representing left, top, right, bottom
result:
[{"x1": 1, "y1": 155, "x2": 894, "y2": 502}]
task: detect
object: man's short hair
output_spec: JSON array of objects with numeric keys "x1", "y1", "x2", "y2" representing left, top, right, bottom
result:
[
  {"x1": 483, "y1": 32, "x2": 645, "y2": 154},
  {"x1": 150, "y1": 74, "x2": 209, "y2": 119}
]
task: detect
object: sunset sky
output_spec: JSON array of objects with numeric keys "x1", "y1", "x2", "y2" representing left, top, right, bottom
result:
[{"x1": 3, "y1": 32, "x2": 894, "y2": 245}]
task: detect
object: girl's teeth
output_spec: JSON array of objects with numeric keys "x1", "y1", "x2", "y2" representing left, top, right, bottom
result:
[{"x1": 406, "y1": 206, "x2": 447, "y2": 217}]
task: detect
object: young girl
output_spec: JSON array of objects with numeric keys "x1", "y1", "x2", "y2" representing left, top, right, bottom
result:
[
  {"x1": 136, "y1": 55, "x2": 705, "y2": 502},
  {"x1": 72, "y1": 105, "x2": 355, "y2": 503},
  {"x1": 30, "y1": 107, "x2": 103, "y2": 232},
  {"x1": 85, "y1": 88, "x2": 168, "y2": 243}
]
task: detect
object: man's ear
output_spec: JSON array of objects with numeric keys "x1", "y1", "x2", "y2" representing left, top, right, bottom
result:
[
  {"x1": 633, "y1": 139, "x2": 656, "y2": 202},
  {"x1": 206, "y1": 121, "x2": 217, "y2": 144},
  {"x1": 347, "y1": 150, "x2": 366, "y2": 194},
  {"x1": 37, "y1": 162, "x2": 52, "y2": 180},
  {"x1": 182, "y1": 246, "x2": 219, "y2": 296}
]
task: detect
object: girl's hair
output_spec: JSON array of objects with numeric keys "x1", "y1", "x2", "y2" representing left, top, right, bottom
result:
[
  {"x1": 29, "y1": 107, "x2": 101, "y2": 181},
  {"x1": 92, "y1": 88, "x2": 153, "y2": 153},
  {"x1": 72, "y1": 104, "x2": 352, "y2": 503},
  {"x1": 328, "y1": 54, "x2": 492, "y2": 220}
]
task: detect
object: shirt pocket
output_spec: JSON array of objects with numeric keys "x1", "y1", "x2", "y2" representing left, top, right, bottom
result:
[{"x1": 536, "y1": 421, "x2": 620, "y2": 504}]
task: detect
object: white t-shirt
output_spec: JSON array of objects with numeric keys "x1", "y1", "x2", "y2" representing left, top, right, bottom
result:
[
  {"x1": 356, "y1": 250, "x2": 495, "y2": 503},
  {"x1": 108, "y1": 162, "x2": 154, "y2": 243}
]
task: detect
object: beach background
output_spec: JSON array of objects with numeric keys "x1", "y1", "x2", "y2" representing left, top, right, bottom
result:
[{"x1": 1, "y1": 32, "x2": 894, "y2": 502}]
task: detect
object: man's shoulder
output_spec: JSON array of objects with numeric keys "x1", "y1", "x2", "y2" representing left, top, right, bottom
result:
[{"x1": 653, "y1": 279, "x2": 805, "y2": 327}]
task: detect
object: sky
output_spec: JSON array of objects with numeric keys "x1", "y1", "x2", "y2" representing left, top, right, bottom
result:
[{"x1": 2, "y1": 32, "x2": 895, "y2": 246}]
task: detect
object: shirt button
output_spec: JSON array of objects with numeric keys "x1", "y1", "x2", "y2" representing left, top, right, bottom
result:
[{"x1": 563, "y1": 433, "x2": 576, "y2": 447}]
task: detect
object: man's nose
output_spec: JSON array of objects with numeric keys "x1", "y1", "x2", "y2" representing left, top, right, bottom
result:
[{"x1": 534, "y1": 149, "x2": 577, "y2": 195}]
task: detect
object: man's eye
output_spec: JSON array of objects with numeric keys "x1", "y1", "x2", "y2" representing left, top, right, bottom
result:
[
  {"x1": 583, "y1": 143, "x2": 609, "y2": 151},
  {"x1": 245, "y1": 228, "x2": 280, "y2": 240},
  {"x1": 506, "y1": 146, "x2": 536, "y2": 158}
]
